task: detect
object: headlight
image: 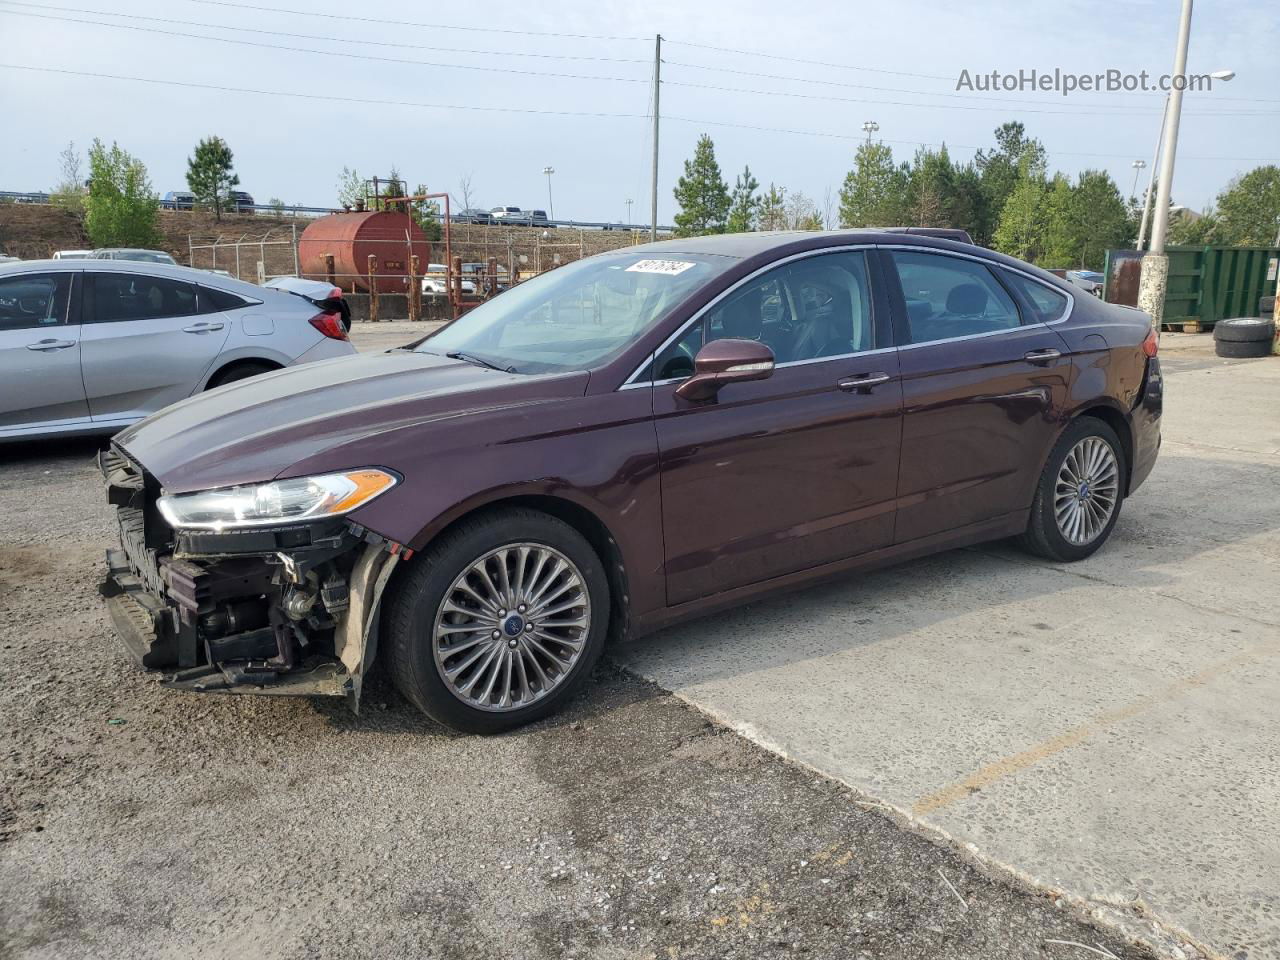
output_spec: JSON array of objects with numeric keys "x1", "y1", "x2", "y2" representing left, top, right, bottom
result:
[{"x1": 156, "y1": 469, "x2": 398, "y2": 531}]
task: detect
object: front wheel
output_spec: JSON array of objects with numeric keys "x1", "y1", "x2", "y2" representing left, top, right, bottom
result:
[
  {"x1": 384, "y1": 509, "x2": 609, "y2": 733},
  {"x1": 1019, "y1": 417, "x2": 1125, "y2": 562}
]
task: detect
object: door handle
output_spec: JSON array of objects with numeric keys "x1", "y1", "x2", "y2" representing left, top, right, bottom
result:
[
  {"x1": 26, "y1": 339, "x2": 76, "y2": 351},
  {"x1": 837, "y1": 372, "x2": 891, "y2": 392},
  {"x1": 1024, "y1": 348, "x2": 1062, "y2": 364},
  {"x1": 183, "y1": 322, "x2": 225, "y2": 333}
]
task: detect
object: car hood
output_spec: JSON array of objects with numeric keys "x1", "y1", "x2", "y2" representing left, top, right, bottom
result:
[{"x1": 115, "y1": 350, "x2": 590, "y2": 493}]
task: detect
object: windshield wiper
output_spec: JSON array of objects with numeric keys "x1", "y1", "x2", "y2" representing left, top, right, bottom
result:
[{"x1": 446, "y1": 350, "x2": 517, "y2": 373}]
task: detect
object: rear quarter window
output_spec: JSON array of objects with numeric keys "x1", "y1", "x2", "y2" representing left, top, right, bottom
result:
[
  {"x1": 1002, "y1": 270, "x2": 1071, "y2": 324},
  {"x1": 199, "y1": 286, "x2": 251, "y2": 313}
]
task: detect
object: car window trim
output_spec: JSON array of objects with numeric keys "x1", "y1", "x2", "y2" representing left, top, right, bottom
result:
[
  {"x1": 82, "y1": 270, "x2": 200, "y2": 324},
  {"x1": 877, "y1": 244, "x2": 1075, "y2": 349},
  {"x1": 0, "y1": 270, "x2": 76, "y2": 331},
  {"x1": 619, "y1": 244, "x2": 882, "y2": 390}
]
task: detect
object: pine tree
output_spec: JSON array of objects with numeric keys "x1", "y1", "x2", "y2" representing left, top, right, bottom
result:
[
  {"x1": 186, "y1": 136, "x2": 239, "y2": 221},
  {"x1": 726, "y1": 165, "x2": 760, "y2": 233},
  {"x1": 758, "y1": 184, "x2": 788, "y2": 231},
  {"x1": 672, "y1": 134, "x2": 731, "y2": 237},
  {"x1": 838, "y1": 142, "x2": 908, "y2": 227}
]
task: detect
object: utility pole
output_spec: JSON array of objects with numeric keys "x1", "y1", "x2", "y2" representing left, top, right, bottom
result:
[
  {"x1": 625, "y1": 197, "x2": 634, "y2": 226},
  {"x1": 1137, "y1": 0, "x2": 1193, "y2": 330},
  {"x1": 542, "y1": 166, "x2": 555, "y2": 221},
  {"x1": 1129, "y1": 160, "x2": 1146, "y2": 202},
  {"x1": 650, "y1": 34, "x2": 661, "y2": 243},
  {"x1": 1136, "y1": 102, "x2": 1166, "y2": 251}
]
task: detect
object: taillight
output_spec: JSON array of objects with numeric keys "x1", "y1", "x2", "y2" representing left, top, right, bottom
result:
[
  {"x1": 1142, "y1": 328, "x2": 1159, "y2": 358},
  {"x1": 309, "y1": 311, "x2": 348, "y2": 341}
]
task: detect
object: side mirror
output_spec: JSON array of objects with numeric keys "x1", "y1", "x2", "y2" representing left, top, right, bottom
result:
[{"x1": 675, "y1": 338, "x2": 775, "y2": 402}]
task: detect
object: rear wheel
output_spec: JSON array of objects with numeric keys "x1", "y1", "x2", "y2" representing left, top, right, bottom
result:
[
  {"x1": 207, "y1": 361, "x2": 277, "y2": 389},
  {"x1": 384, "y1": 508, "x2": 609, "y2": 733},
  {"x1": 1019, "y1": 417, "x2": 1125, "y2": 562}
]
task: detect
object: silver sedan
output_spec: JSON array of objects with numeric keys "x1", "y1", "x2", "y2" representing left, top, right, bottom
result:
[{"x1": 0, "y1": 259, "x2": 356, "y2": 442}]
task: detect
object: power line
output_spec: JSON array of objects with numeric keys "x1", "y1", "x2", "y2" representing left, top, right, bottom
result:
[
  {"x1": 0, "y1": 0, "x2": 650, "y2": 63},
  {"x1": 665, "y1": 78, "x2": 1276, "y2": 118},
  {"x1": 664, "y1": 57, "x2": 1280, "y2": 108},
  {"x1": 663, "y1": 37, "x2": 953, "y2": 81},
  {"x1": 176, "y1": 0, "x2": 646, "y2": 41},
  {"x1": 663, "y1": 113, "x2": 1279, "y2": 163},
  {"x1": 0, "y1": 63, "x2": 651, "y2": 119},
  {"x1": 4, "y1": 62, "x2": 1270, "y2": 166},
  {"x1": 0, "y1": 9, "x2": 649, "y2": 83}
]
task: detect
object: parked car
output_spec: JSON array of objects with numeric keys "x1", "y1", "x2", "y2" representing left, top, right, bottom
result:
[
  {"x1": 0, "y1": 258, "x2": 355, "y2": 442},
  {"x1": 421, "y1": 263, "x2": 476, "y2": 297},
  {"x1": 530, "y1": 210, "x2": 551, "y2": 227},
  {"x1": 461, "y1": 261, "x2": 510, "y2": 292},
  {"x1": 99, "y1": 231, "x2": 1161, "y2": 733},
  {"x1": 261, "y1": 275, "x2": 352, "y2": 331},
  {"x1": 161, "y1": 191, "x2": 195, "y2": 211},
  {"x1": 14, "y1": 192, "x2": 49, "y2": 205},
  {"x1": 455, "y1": 208, "x2": 494, "y2": 225},
  {"x1": 490, "y1": 206, "x2": 528, "y2": 225},
  {"x1": 230, "y1": 191, "x2": 255, "y2": 213},
  {"x1": 91, "y1": 249, "x2": 177, "y2": 265},
  {"x1": 1066, "y1": 270, "x2": 1105, "y2": 297},
  {"x1": 879, "y1": 226, "x2": 975, "y2": 244},
  {"x1": 53, "y1": 250, "x2": 93, "y2": 260}
]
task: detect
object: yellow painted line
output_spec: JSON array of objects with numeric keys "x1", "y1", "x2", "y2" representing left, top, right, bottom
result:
[{"x1": 913, "y1": 640, "x2": 1276, "y2": 816}]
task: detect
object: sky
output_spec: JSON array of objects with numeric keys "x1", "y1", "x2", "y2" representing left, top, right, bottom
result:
[{"x1": 1, "y1": 0, "x2": 1277, "y2": 226}]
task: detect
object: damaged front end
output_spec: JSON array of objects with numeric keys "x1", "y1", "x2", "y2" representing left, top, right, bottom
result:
[{"x1": 98, "y1": 446, "x2": 409, "y2": 710}]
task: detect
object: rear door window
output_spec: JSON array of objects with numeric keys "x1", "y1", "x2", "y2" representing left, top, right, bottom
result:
[
  {"x1": 888, "y1": 251, "x2": 1021, "y2": 344},
  {"x1": 0, "y1": 273, "x2": 72, "y2": 331},
  {"x1": 88, "y1": 273, "x2": 197, "y2": 323},
  {"x1": 198, "y1": 286, "x2": 250, "y2": 313}
]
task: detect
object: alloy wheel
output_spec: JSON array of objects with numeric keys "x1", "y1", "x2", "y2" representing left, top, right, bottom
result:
[
  {"x1": 432, "y1": 543, "x2": 591, "y2": 712},
  {"x1": 1054, "y1": 436, "x2": 1119, "y2": 546}
]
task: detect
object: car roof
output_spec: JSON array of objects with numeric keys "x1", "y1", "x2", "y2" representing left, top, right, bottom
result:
[
  {"x1": 611, "y1": 230, "x2": 1075, "y2": 289},
  {"x1": 0, "y1": 257, "x2": 273, "y2": 298}
]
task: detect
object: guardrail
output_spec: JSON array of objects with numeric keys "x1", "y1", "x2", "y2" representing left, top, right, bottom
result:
[{"x1": 1, "y1": 190, "x2": 671, "y2": 232}]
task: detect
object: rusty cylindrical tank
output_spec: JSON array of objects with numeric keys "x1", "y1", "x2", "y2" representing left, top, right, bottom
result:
[{"x1": 297, "y1": 211, "x2": 432, "y2": 294}]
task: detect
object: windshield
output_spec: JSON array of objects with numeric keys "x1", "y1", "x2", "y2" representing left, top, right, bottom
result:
[{"x1": 417, "y1": 252, "x2": 731, "y2": 374}]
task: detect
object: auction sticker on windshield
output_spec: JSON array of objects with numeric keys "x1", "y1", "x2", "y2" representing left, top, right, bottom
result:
[{"x1": 625, "y1": 259, "x2": 696, "y2": 275}]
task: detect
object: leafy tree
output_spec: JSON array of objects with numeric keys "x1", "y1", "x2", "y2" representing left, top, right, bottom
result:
[
  {"x1": 1168, "y1": 209, "x2": 1218, "y2": 245},
  {"x1": 950, "y1": 163, "x2": 986, "y2": 239},
  {"x1": 975, "y1": 122, "x2": 1046, "y2": 246},
  {"x1": 50, "y1": 141, "x2": 85, "y2": 213},
  {"x1": 337, "y1": 166, "x2": 364, "y2": 209},
  {"x1": 726, "y1": 165, "x2": 760, "y2": 233},
  {"x1": 268, "y1": 197, "x2": 286, "y2": 216},
  {"x1": 1212, "y1": 165, "x2": 1280, "y2": 246},
  {"x1": 992, "y1": 162, "x2": 1048, "y2": 263},
  {"x1": 838, "y1": 141, "x2": 908, "y2": 227},
  {"x1": 672, "y1": 134, "x2": 730, "y2": 236},
  {"x1": 83, "y1": 139, "x2": 161, "y2": 249},
  {"x1": 785, "y1": 191, "x2": 824, "y2": 230},
  {"x1": 1069, "y1": 170, "x2": 1131, "y2": 267},
  {"x1": 186, "y1": 136, "x2": 239, "y2": 221},
  {"x1": 1040, "y1": 175, "x2": 1078, "y2": 266},
  {"x1": 758, "y1": 183, "x2": 788, "y2": 230}
]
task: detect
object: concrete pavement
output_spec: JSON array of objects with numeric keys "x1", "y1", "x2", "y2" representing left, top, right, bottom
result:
[{"x1": 616, "y1": 335, "x2": 1280, "y2": 959}]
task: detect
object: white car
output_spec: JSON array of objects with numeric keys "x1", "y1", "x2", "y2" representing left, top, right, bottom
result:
[
  {"x1": 53, "y1": 250, "x2": 93, "y2": 260},
  {"x1": 90, "y1": 248, "x2": 177, "y2": 265},
  {"x1": 421, "y1": 263, "x2": 476, "y2": 296},
  {"x1": 0, "y1": 259, "x2": 356, "y2": 442}
]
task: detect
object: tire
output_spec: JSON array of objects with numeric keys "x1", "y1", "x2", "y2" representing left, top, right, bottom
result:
[
  {"x1": 1018, "y1": 417, "x2": 1125, "y2": 563},
  {"x1": 207, "y1": 361, "x2": 277, "y2": 389},
  {"x1": 384, "y1": 508, "x2": 609, "y2": 734},
  {"x1": 1213, "y1": 317, "x2": 1274, "y2": 343},
  {"x1": 1215, "y1": 338, "x2": 1272, "y2": 359}
]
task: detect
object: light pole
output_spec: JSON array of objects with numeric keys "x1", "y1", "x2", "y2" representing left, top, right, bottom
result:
[
  {"x1": 861, "y1": 120, "x2": 879, "y2": 144},
  {"x1": 1129, "y1": 160, "x2": 1147, "y2": 201},
  {"x1": 625, "y1": 198, "x2": 634, "y2": 226},
  {"x1": 542, "y1": 166, "x2": 555, "y2": 221}
]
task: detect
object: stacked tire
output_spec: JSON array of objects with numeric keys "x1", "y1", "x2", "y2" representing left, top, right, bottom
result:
[{"x1": 1214, "y1": 317, "x2": 1274, "y2": 359}]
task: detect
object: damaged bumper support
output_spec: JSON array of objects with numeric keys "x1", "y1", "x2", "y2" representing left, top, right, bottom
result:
[{"x1": 98, "y1": 447, "x2": 408, "y2": 710}]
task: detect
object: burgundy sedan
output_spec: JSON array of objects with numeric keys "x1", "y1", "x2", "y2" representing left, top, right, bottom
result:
[{"x1": 101, "y1": 231, "x2": 1162, "y2": 732}]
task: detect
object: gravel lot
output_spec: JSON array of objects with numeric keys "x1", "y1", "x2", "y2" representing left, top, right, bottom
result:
[{"x1": 0, "y1": 323, "x2": 1163, "y2": 960}]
